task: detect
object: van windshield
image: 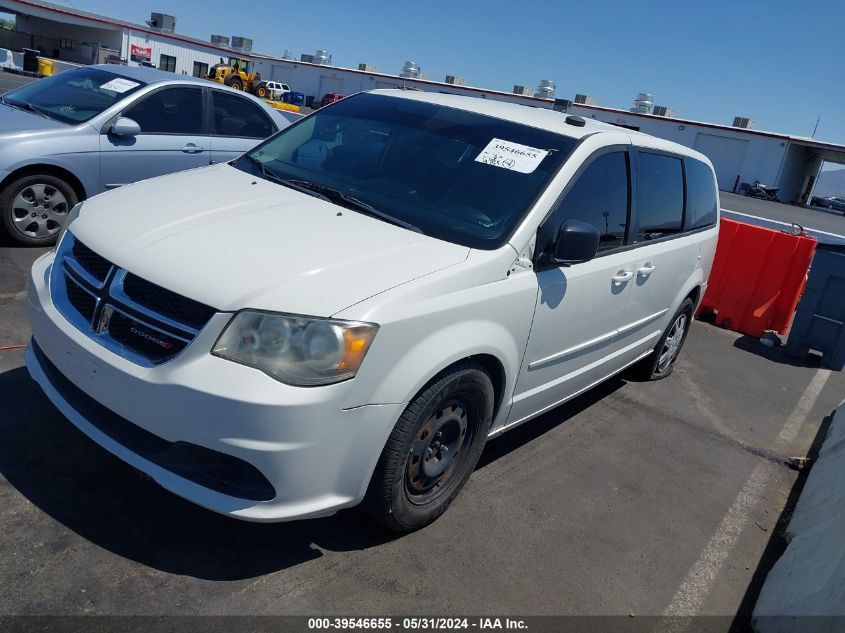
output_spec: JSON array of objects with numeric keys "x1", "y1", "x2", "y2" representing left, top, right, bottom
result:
[
  {"x1": 1, "y1": 67, "x2": 146, "y2": 124},
  {"x1": 237, "y1": 93, "x2": 577, "y2": 249}
]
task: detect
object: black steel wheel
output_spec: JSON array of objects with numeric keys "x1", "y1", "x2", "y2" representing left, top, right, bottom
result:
[{"x1": 362, "y1": 362, "x2": 494, "y2": 532}]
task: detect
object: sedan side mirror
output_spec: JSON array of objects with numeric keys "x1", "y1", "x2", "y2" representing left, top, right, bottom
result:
[
  {"x1": 549, "y1": 219, "x2": 600, "y2": 265},
  {"x1": 109, "y1": 117, "x2": 141, "y2": 137}
]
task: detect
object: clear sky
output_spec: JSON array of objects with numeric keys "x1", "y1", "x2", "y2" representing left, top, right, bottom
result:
[{"x1": 33, "y1": 0, "x2": 845, "y2": 149}]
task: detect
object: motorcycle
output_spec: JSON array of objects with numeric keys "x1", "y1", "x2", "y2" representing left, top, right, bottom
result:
[{"x1": 744, "y1": 180, "x2": 780, "y2": 202}]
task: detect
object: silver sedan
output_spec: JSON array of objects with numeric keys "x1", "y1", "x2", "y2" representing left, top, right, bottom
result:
[{"x1": 0, "y1": 64, "x2": 292, "y2": 245}]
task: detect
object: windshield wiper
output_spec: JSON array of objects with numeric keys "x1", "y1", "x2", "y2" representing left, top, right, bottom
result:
[
  {"x1": 242, "y1": 155, "x2": 334, "y2": 202},
  {"x1": 0, "y1": 96, "x2": 52, "y2": 119},
  {"x1": 287, "y1": 179, "x2": 423, "y2": 233}
]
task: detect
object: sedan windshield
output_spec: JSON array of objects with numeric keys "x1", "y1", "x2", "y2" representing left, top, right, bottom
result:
[
  {"x1": 2, "y1": 67, "x2": 146, "y2": 124},
  {"x1": 237, "y1": 93, "x2": 577, "y2": 249}
]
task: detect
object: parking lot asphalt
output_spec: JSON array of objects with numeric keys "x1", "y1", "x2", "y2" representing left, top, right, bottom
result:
[
  {"x1": 1, "y1": 244, "x2": 843, "y2": 625},
  {"x1": 0, "y1": 69, "x2": 37, "y2": 95},
  {"x1": 720, "y1": 192, "x2": 845, "y2": 237}
]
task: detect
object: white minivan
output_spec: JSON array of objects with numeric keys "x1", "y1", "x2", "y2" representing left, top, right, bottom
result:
[{"x1": 26, "y1": 90, "x2": 718, "y2": 531}]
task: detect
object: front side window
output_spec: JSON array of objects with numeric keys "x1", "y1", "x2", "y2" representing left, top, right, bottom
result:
[
  {"x1": 211, "y1": 91, "x2": 274, "y2": 138},
  {"x1": 541, "y1": 151, "x2": 629, "y2": 254},
  {"x1": 685, "y1": 157, "x2": 718, "y2": 229},
  {"x1": 237, "y1": 93, "x2": 577, "y2": 249},
  {"x1": 1, "y1": 67, "x2": 146, "y2": 124},
  {"x1": 123, "y1": 87, "x2": 203, "y2": 135},
  {"x1": 635, "y1": 152, "x2": 684, "y2": 242}
]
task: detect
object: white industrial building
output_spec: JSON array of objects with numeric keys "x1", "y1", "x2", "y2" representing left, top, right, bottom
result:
[{"x1": 1, "y1": 0, "x2": 843, "y2": 204}]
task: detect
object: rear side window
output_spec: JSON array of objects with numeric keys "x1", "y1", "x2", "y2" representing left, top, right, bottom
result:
[
  {"x1": 635, "y1": 152, "x2": 684, "y2": 242},
  {"x1": 685, "y1": 158, "x2": 718, "y2": 229},
  {"x1": 546, "y1": 151, "x2": 630, "y2": 253},
  {"x1": 211, "y1": 91, "x2": 275, "y2": 138}
]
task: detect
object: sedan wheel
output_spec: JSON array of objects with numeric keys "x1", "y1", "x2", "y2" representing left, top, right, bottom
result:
[{"x1": 1, "y1": 174, "x2": 78, "y2": 246}]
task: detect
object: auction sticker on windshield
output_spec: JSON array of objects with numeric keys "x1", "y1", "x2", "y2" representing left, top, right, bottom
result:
[
  {"x1": 100, "y1": 78, "x2": 140, "y2": 94},
  {"x1": 475, "y1": 138, "x2": 549, "y2": 173}
]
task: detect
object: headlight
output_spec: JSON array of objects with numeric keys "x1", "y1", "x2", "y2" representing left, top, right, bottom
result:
[
  {"x1": 212, "y1": 310, "x2": 378, "y2": 386},
  {"x1": 55, "y1": 202, "x2": 83, "y2": 249}
]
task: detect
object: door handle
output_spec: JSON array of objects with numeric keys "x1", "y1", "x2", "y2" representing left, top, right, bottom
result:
[
  {"x1": 182, "y1": 143, "x2": 203, "y2": 154},
  {"x1": 611, "y1": 270, "x2": 634, "y2": 284},
  {"x1": 637, "y1": 262, "x2": 656, "y2": 277}
]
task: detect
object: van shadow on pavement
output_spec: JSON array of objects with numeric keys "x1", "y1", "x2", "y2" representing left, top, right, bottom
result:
[{"x1": 0, "y1": 363, "x2": 624, "y2": 581}]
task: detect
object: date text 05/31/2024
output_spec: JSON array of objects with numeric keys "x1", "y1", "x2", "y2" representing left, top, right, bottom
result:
[{"x1": 307, "y1": 618, "x2": 528, "y2": 630}]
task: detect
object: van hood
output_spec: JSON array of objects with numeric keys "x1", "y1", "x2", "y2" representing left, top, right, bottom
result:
[{"x1": 69, "y1": 163, "x2": 470, "y2": 316}]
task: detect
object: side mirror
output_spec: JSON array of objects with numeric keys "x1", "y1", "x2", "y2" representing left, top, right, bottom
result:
[
  {"x1": 109, "y1": 117, "x2": 140, "y2": 137},
  {"x1": 549, "y1": 219, "x2": 600, "y2": 265}
]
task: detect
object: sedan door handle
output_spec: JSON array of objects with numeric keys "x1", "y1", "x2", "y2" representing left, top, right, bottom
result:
[
  {"x1": 611, "y1": 270, "x2": 634, "y2": 284},
  {"x1": 182, "y1": 143, "x2": 203, "y2": 154},
  {"x1": 637, "y1": 262, "x2": 656, "y2": 277}
]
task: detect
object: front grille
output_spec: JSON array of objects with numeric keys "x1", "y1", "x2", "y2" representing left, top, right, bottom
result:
[
  {"x1": 31, "y1": 339, "x2": 276, "y2": 501},
  {"x1": 64, "y1": 274, "x2": 97, "y2": 322},
  {"x1": 71, "y1": 238, "x2": 113, "y2": 283},
  {"x1": 107, "y1": 311, "x2": 188, "y2": 363},
  {"x1": 123, "y1": 274, "x2": 217, "y2": 331},
  {"x1": 51, "y1": 233, "x2": 218, "y2": 366}
]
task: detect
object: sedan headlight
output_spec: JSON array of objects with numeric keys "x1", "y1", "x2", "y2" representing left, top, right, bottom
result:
[{"x1": 212, "y1": 310, "x2": 378, "y2": 386}]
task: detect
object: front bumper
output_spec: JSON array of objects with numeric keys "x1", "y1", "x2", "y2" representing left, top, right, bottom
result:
[{"x1": 25, "y1": 252, "x2": 406, "y2": 522}]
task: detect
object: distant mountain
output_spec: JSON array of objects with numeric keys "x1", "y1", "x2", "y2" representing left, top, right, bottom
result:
[{"x1": 815, "y1": 169, "x2": 845, "y2": 198}]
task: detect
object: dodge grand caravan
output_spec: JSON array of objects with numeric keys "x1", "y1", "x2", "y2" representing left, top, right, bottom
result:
[{"x1": 26, "y1": 90, "x2": 719, "y2": 531}]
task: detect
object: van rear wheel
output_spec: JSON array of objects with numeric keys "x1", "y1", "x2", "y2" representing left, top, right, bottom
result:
[
  {"x1": 361, "y1": 362, "x2": 494, "y2": 532},
  {"x1": 627, "y1": 298, "x2": 694, "y2": 381}
]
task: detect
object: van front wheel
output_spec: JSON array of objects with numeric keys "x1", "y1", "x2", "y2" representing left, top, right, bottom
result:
[{"x1": 362, "y1": 362, "x2": 494, "y2": 532}]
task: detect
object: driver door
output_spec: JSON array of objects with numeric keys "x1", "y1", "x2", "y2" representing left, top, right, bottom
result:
[{"x1": 99, "y1": 86, "x2": 209, "y2": 190}]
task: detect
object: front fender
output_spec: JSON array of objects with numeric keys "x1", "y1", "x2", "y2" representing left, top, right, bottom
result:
[{"x1": 337, "y1": 264, "x2": 539, "y2": 429}]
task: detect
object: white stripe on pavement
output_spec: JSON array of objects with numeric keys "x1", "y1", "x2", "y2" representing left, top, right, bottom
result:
[{"x1": 662, "y1": 366, "x2": 831, "y2": 622}]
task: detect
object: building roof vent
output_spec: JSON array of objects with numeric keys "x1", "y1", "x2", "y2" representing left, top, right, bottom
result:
[
  {"x1": 732, "y1": 116, "x2": 753, "y2": 129},
  {"x1": 401, "y1": 61, "x2": 421, "y2": 78},
  {"x1": 574, "y1": 94, "x2": 596, "y2": 105},
  {"x1": 445, "y1": 75, "x2": 465, "y2": 85},
  {"x1": 231, "y1": 36, "x2": 253, "y2": 52},
  {"x1": 513, "y1": 85, "x2": 531, "y2": 95},
  {"x1": 314, "y1": 49, "x2": 330, "y2": 65},
  {"x1": 536, "y1": 79, "x2": 556, "y2": 100},
  {"x1": 147, "y1": 13, "x2": 176, "y2": 33},
  {"x1": 282, "y1": 49, "x2": 293, "y2": 60},
  {"x1": 631, "y1": 92, "x2": 653, "y2": 113},
  {"x1": 652, "y1": 105, "x2": 674, "y2": 117},
  {"x1": 210, "y1": 35, "x2": 229, "y2": 47},
  {"x1": 358, "y1": 63, "x2": 377, "y2": 71}
]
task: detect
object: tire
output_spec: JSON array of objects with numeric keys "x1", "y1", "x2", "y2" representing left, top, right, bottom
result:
[
  {"x1": 1, "y1": 174, "x2": 78, "y2": 246},
  {"x1": 229, "y1": 77, "x2": 243, "y2": 91},
  {"x1": 253, "y1": 83, "x2": 268, "y2": 98},
  {"x1": 626, "y1": 298, "x2": 694, "y2": 381},
  {"x1": 361, "y1": 362, "x2": 495, "y2": 532}
]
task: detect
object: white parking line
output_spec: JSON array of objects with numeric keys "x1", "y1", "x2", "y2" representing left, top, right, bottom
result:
[{"x1": 661, "y1": 367, "x2": 832, "y2": 623}]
